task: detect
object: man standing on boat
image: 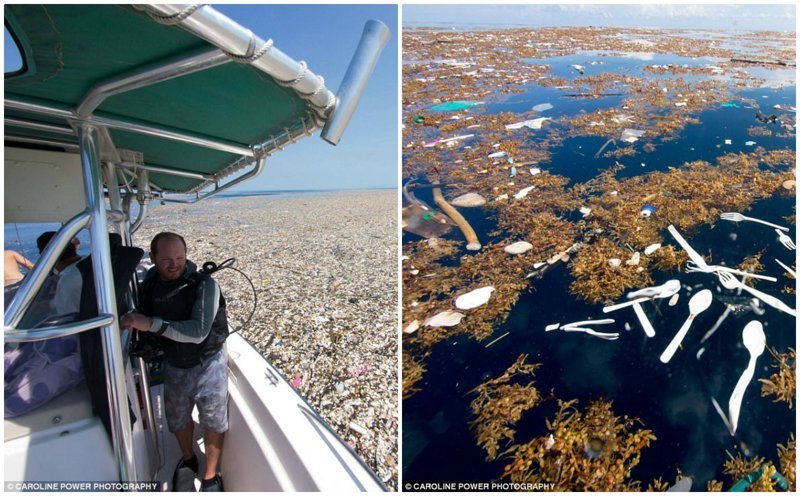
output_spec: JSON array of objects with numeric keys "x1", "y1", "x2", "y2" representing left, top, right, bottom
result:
[{"x1": 121, "y1": 232, "x2": 229, "y2": 492}]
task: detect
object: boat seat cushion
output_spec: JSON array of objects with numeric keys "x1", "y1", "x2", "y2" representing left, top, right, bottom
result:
[{"x1": 4, "y1": 380, "x2": 94, "y2": 442}]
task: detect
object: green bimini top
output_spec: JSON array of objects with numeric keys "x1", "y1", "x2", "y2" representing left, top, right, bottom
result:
[{"x1": 4, "y1": 4, "x2": 336, "y2": 194}]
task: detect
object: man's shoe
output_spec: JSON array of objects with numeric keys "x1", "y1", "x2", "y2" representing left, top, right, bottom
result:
[
  {"x1": 172, "y1": 456, "x2": 198, "y2": 492},
  {"x1": 200, "y1": 475, "x2": 224, "y2": 492}
]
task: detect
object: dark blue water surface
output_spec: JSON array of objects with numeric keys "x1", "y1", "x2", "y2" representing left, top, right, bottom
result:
[{"x1": 404, "y1": 51, "x2": 796, "y2": 489}]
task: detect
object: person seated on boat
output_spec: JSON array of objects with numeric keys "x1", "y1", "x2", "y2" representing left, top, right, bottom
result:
[
  {"x1": 5, "y1": 235, "x2": 84, "y2": 418},
  {"x1": 6, "y1": 233, "x2": 83, "y2": 324},
  {"x1": 35, "y1": 232, "x2": 84, "y2": 315},
  {"x1": 121, "y1": 232, "x2": 229, "y2": 492},
  {"x1": 4, "y1": 250, "x2": 34, "y2": 286}
]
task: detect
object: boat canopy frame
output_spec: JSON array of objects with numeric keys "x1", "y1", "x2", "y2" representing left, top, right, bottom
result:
[{"x1": 4, "y1": 4, "x2": 388, "y2": 483}]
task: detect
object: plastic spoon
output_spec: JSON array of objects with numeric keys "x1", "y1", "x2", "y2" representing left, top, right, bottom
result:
[
  {"x1": 727, "y1": 321, "x2": 766, "y2": 435},
  {"x1": 603, "y1": 280, "x2": 680, "y2": 313},
  {"x1": 627, "y1": 279, "x2": 681, "y2": 299},
  {"x1": 660, "y1": 289, "x2": 713, "y2": 363}
]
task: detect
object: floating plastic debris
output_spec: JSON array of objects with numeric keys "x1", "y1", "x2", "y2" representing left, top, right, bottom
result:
[
  {"x1": 450, "y1": 192, "x2": 487, "y2": 207},
  {"x1": 545, "y1": 323, "x2": 560, "y2": 332},
  {"x1": 632, "y1": 301, "x2": 655, "y2": 337},
  {"x1": 660, "y1": 289, "x2": 713, "y2": 363},
  {"x1": 675, "y1": 102, "x2": 687, "y2": 107},
  {"x1": 721, "y1": 102, "x2": 741, "y2": 108},
  {"x1": 455, "y1": 286, "x2": 495, "y2": 310},
  {"x1": 667, "y1": 477, "x2": 694, "y2": 492},
  {"x1": 505, "y1": 117, "x2": 551, "y2": 130},
  {"x1": 620, "y1": 128, "x2": 645, "y2": 143},
  {"x1": 423, "y1": 310, "x2": 465, "y2": 327},
  {"x1": 291, "y1": 376, "x2": 303, "y2": 388},
  {"x1": 625, "y1": 252, "x2": 641, "y2": 266},
  {"x1": 559, "y1": 319, "x2": 619, "y2": 340},
  {"x1": 348, "y1": 421, "x2": 369, "y2": 436},
  {"x1": 724, "y1": 139, "x2": 732, "y2": 145},
  {"x1": 608, "y1": 258, "x2": 622, "y2": 267},
  {"x1": 430, "y1": 101, "x2": 483, "y2": 112},
  {"x1": 668, "y1": 293, "x2": 679, "y2": 306},
  {"x1": 510, "y1": 166, "x2": 517, "y2": 177},
  {"x1": 488, "y1": 150, "x2": 507, "y2": 158},
  {"x1": 504, "y1": 241, "x2": 533, "y2": 255},
  {"x1": 745, "y1": 141, "x2": 756, "y2": 146},
  {"x1": 484, "y1": 332, "x2": 509, "y2": 348},
  {"x1": 640, "y1": 205, "x2": 656, "y2": 217},
  {"x1": 605, "y1": 280, "x2": 681, "y2": 314},
  {"x1": 412, "y1": 115, "x2": 425, "y2": 123},
  {"x1": 403, "y1": 319, "x2": 420, "y2": 335},
  {"x1": 532, "y1": 102, "x2": 554, "y2": 112},
  {"x1": 529, "y1": 167, "x2": 541, "y2": 176},
  {"x1": 544, "y1": 434, "x2": 555, "y2": 450},
  {"x1": 532, "y1": 262, "x2": 546, "y2": 269},
  {"x1": 495, "y1": 193, "x2": 509, "y2": 201},
  {"x1": 570, "y1": 64, "x2": 585, "y2": 74},
  {"x1": 782, "y1": 180, "x2": 796, "y2": 190},
  {"x1": 728, "y1": 321, "x2": 766, "y2": 435},
  {"x1": 514, "y1": 186, "x2": 536, "y2": 200},
  {"x1": 644, "y1": 243, "x2": 661, "y2": 255},
  {"x1": 579, "y1": 206, "x2": 592, "y2": 217},
  {"x1": 423, "y1": 134, "x2": 475, "y2": 148}
]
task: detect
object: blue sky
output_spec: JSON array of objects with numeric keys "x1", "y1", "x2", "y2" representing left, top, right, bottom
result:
[
  {"x1": 404, "y1": 3, "x2": 796, "y2": 32},
  {"x1": 4, "y1": 4, "x2": 398, "y2": 191}
]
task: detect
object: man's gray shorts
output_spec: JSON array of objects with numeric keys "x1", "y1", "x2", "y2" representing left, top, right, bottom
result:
[{"x1": 164, "y1": 349, "x2": 229, "y2": 434}]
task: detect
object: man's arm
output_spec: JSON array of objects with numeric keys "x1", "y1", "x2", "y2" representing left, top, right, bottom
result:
[
  {"x1": 13, "y1": 251, "x2": 34, "y2": 270},
  {"x1": 123, "y1": 278, "x2": 220, "y2": 344}
]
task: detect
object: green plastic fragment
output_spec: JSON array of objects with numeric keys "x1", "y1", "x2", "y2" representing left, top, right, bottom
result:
[{"x1": 430, "y1": 101, "x2": 481, "y2": 112}]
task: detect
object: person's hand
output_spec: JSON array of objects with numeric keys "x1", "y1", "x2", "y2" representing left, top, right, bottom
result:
[{"x1": 121, "y1": 312, "x2": 153, "y2": 332}]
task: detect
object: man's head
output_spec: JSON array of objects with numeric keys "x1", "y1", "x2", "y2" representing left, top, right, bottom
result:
[
  {"x1": 36, "y1": 231, "x2": 79, "y2": 264},
  {"x1": 150, "y1": 232, "x2": 187, "y2": 282}
]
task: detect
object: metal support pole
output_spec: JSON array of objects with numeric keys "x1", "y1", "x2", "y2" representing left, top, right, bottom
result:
[
  {"x1": 76, "y1": 123, "x2": 138, "y2": 482},
  {"x1": 77, "y1": 48, "x2": 230, "y2": 118},
  {"x1": 109, "y1": 164, "x2": 161, "y2": 478},
  {"x1": 136, "y1": 355, "x2": 161, "y2": 478},
  {"x1": 130, "y1": 170, "x2": 150, "y2": 234},
  {"x1": 321, "y1": 20, "x2": 390, "y2": 145}
]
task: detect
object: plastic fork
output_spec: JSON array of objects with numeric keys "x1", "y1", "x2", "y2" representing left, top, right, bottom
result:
[
  {"x1": 719, "y1": 212, "x2": 789, "y2": 232},
  {"x1": 775, "y1": 259, "x2": 796, "y2": 278},
  {"x1": 775, "y1": 229, "x2": 796, "y2": 250},
  {"x1": 685, "y1": 262, "x2": 777, "y2": 282},
  {"x1": 717, "y1": 271, "x2": 797, "y2": 317}
]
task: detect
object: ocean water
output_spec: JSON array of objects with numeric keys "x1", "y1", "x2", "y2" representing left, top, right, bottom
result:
[{"x1": 403, "y1": 51, "x2": 796, "y2": 489}]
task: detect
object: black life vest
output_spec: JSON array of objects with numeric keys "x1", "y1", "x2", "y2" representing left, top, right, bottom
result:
[{"x1": 139, "y1": 265, "x2": 228, "y2": 368}]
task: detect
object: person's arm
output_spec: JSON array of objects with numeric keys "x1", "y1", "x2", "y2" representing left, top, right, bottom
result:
[
  {"x1": 123, "y1": 278, "x2": 220, "y2": 344},
  {"x1": 13, "y1": 252, "x2": 34, "y2": 270}
]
